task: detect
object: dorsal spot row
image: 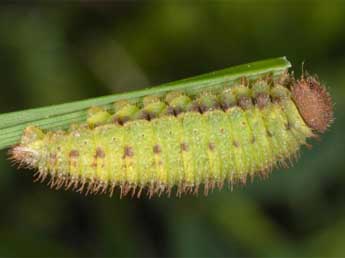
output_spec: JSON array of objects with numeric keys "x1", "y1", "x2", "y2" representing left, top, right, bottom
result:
[{"x1": 87, "y1": 76, "x2": 292, "y2": 127}]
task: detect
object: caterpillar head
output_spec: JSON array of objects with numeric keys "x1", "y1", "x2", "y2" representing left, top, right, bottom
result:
[
  {"x1": 291, "y1": 75, "x2": 333, "y2": 133},
  {"x1": 9, "y1": 126, "x2": 44, "y2": 168}
]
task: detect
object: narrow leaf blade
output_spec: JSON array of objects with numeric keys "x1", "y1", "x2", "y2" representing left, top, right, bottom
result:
[{"x1": 0, "y1": 57, "x2": 291, "y2": 150}]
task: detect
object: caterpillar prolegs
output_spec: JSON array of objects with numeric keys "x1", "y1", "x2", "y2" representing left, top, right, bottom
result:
[{"x1": 10, "y1": 72, "x2": 333, "y2": 198}]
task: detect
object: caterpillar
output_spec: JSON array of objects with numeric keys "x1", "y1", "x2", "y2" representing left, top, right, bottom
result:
[{"x1": 9, "y1": 71, "x2": 333, "y2": 198}]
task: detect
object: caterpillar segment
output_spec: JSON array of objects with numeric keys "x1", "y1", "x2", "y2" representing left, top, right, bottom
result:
[{"x1": 9, "y1": 73, "x2": 333, "y2": 198}]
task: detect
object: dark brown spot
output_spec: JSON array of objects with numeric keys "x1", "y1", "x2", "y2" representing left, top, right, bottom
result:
[
  {"x1": 208, "y1": 143, "x2": 215, "y2": 151},
  {"x1": 220, "y1": 102, "x2": 231, "y2": 111},
  {"x1": 251, "y1": 137, "x2": 256, "y2": 144},
  {"x1": 199, "y1": 104, "x2": 209, "y2": 113},
  {"x1": 189, "y1": 102, "x2": 201, "y2": 113},
  {"x1": 272, "y1": 96, "x2": 282, "y2": 104},
  {"x1": 285, "y1": 122, "x2": 292, "y2": 130},
  {"x1": 233, "y1": 140, "x2": 240, "y2": 147},
  {"x1": 153, "y1": 144, "x2": 161, "y2": 154},
  {"x1": 113, "y1": 116, "x2": 129, "y2": 126},
  {"x1": 123, "y1": 146, "x2": 134, "y2": 158},
  {"x1": 291, "y1": 76, "x2": 333, "y2": 133},
  {"x1": 238, "y1": 96, "x2": 252, "y2": 110},
  {"x1": 138, "y1": 110, "x2": 150, "y2": 120},
  {"x1": 267, "y1": 130, "x2": 273, "y2": 137},
  {"x1": 167, "y1": 106, "x2": 183, "y2": 117},
  {"x1": 180, "y1": 142, "x2": 188, "y2": 152},
  {"x1": 166, "y1": 106, "x2": 175, "y2": 116},
  {"x1": 219, "y1": 94, "x2": 237, "y2": 110},
  {"x1": 140, "y1": 110, "x2": 157, "y2": 121},
  {"x1": 220, "y1": 128, "x2": 225, "y2": 134},
  {"x1": 255, "y1": 93, "x2": 270, "y2": 109},
  {"x1": 95, "y1": 147, "x2": 105, "y2": 158},
  {"x1": 69, "y1": 150, "x2": 79, "y2": 158},
  {"x1": 147, "y1": 112, "x2": 157, "y2": 120},
  {"x1": 174, "y1": 106, "x2": 183, "y2": 116}
]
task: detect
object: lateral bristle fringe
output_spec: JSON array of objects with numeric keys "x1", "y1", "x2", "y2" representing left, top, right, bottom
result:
[{"x1": 27, "y1": 150, "x2": 299, "y2": 198}]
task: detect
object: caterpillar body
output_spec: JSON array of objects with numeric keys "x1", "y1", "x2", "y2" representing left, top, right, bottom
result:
[{"x1": 10, "y1": 72, "x2": 333, "y2": 198}]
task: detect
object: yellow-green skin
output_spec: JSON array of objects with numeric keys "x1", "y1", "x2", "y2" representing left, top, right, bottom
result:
[{"x1": 20, "y1": 97, "x2": 313, "y2": 195}]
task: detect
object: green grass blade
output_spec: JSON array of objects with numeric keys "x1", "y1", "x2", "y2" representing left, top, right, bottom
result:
[{"x1": 0, "y1": 56, "x2": 291, "y2": 150}]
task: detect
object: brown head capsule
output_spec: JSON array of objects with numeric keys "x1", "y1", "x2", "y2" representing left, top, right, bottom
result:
[{"x1": 291, "y1": 75, "x2": 333, "y2": 133}]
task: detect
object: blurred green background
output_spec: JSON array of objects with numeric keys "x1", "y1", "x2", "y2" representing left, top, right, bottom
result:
[{"x1": 0, "y1": 1, "x2": 345, "y2": 257}]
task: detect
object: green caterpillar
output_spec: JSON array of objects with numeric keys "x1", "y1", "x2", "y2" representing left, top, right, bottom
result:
[{"x1": 9, "y1": 71, "x2": 333, "y2": 198}]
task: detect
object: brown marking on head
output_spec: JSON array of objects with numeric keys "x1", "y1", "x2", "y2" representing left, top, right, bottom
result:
[
  {"x1": 180, "y1": 142, "x2": 188, "y2": 152},
  {"x1": 153, "y1": 144, "x2": 161, "y2": 154},
  {"x1": 291, "y1": 76, "x2": 333, "y2": 133},
  {"x1": 123, "y1": 146, "x2": 134, "y2": 158},
  {"x1": 95, "y1": 147, "x2": 105, "y2": 158}
]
